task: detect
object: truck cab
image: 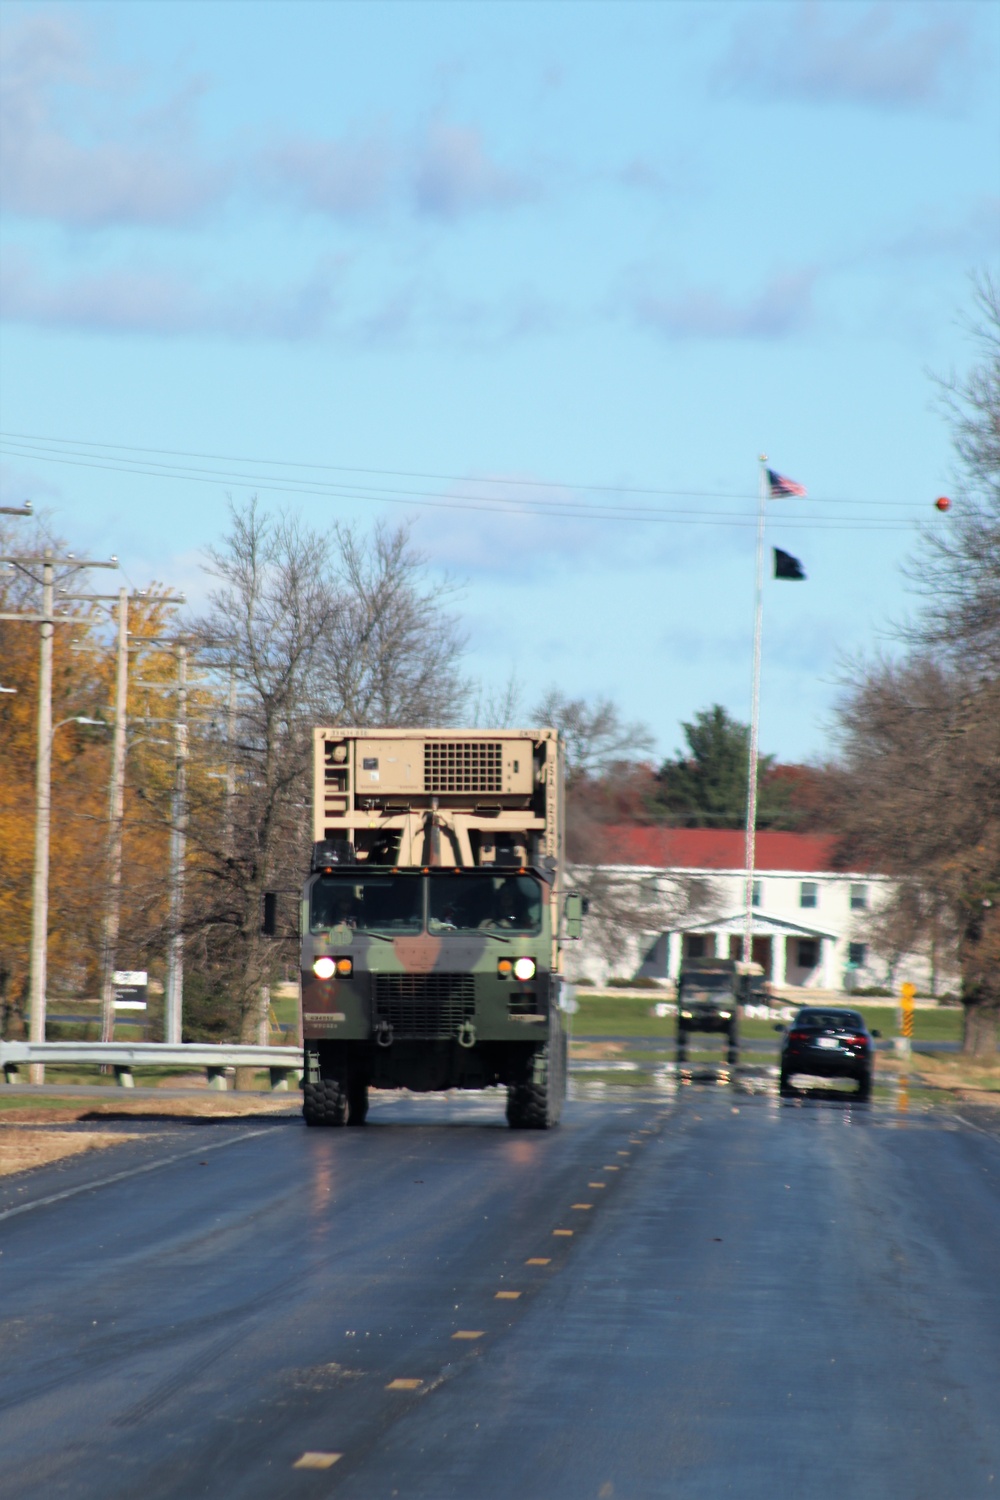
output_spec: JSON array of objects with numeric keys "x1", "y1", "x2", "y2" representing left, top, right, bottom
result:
[
  {"x1": 675, "y1": 957, "x2": 760, "y2": 1065},
  {"x1": 299, "y1": 729, "x2": 576, "y2": 1129}
]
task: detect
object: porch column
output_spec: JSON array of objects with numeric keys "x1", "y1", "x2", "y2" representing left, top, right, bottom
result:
[
  {"x1": 774, "y1": 934, "x2": 788, "y2": 986},
  {"x1": 665, "y1": 931, "x2": 679, "y2": 981},
  {"x1": 713, "y1": 931, "x2": 727, "y2": 958},
  {"x1": 817, "y1": 937, "x2": 833, "y2": 990}
]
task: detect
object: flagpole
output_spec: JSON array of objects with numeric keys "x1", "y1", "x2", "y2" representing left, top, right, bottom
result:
[{"x1": 743, "y1": 456, "x2": 768, "y2": 965}]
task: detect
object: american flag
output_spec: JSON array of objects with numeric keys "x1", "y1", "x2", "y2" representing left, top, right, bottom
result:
[{"x1": 767, "y1": 468, "x2": 807, "y2": 498}]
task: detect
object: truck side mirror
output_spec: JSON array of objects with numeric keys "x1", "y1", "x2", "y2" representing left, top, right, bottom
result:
[
  {"x1": 564, "y1": 892, "x2": 584, "y2": 941},
  {"x1": 261, "y1": 892, "x2": 277, "y2": 937}
]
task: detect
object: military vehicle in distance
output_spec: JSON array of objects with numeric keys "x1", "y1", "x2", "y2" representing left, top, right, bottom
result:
[
  {"x1": 675, "y1": 957, "x2": 764, "y2": 1064},
  {"x1": 298, "y1": 728, "x2": 582, "y2": 1128}
]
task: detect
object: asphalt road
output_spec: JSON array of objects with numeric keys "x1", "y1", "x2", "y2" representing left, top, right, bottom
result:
[{"x1": 1, "y1": 1075, "x2": 998, "y2": 1499}]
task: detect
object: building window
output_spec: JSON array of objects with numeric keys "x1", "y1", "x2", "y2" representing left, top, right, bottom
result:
[
  {"x1": 850, "y1": 883, "x2": 869, "y2": 911},
  {"x1": 800, "y1": 881, "x2": 818, "y2": 909},
  {"x1": 751, "y1": 880, "x2": 762, "y2": 908},
  {"x1": 685, "y1": 934, "x2": 707, "y2": 958},
  {"x1": 798, "y1": 938, "x2": 819, "y2": 968},
  {"x1": 848, "y1": 942, "x2": 867, "y2": 967}
]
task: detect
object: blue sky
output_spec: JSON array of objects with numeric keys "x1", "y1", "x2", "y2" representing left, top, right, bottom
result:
[{"x1": 1, "y1": 0, "x2": 997, "y2": 762}]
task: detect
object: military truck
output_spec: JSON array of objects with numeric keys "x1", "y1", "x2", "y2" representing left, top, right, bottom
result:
[
  {"x1": 298, "y1": 728, "x2": 581, "y2": 1128},
  {"x1": 675, "y1": 957, "x2": 763, "y2": 1064}
]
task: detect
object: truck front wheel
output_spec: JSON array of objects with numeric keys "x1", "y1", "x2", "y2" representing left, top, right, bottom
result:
[{"x1": 507, "y1": 1031, "x2": 566, "y2": 1129}]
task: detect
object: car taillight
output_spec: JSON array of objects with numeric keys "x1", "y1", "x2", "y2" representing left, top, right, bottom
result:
[
  {"x1": 788, "y1": 1030, "x2": 810, "y2": 1044},
  {"x1": 845, "y1": 1033, "x2": 868, "y2": 1046}
]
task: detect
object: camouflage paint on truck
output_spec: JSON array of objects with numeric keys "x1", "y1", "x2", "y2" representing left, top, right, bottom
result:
[{"x1": 299, "y1": 729, "x2": 580, "y2": 1128}]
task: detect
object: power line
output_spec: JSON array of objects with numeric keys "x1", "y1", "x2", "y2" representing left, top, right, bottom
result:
[{"x1": 0, "y1": 435, "x2": 924, "y2": 532}]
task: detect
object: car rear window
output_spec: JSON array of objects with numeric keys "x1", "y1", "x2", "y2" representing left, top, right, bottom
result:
[{"x1": 796, "y1": 1010, "x2": 865, "y2": 1031}]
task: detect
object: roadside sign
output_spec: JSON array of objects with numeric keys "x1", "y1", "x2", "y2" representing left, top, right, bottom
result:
[
  {"x1": 899, "y1": 981, "x2": 915, "y2": 1041},
  {"x1": 113, "y1": 970, "x2": 148, "y2": 1009}
]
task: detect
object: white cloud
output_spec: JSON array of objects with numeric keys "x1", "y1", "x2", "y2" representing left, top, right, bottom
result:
[
  {"x1": 257, "y1": 131, "x2": 394, "y2": 218},
  {"x1": 412, "y1": 123, "x2": 535, "y2": 218},
  {"x1": 719, "y1": 1, "x2": 976, "y2": 111},
  {"x1": 0, "y1": 247, "x2": 345, "y2": 339},
  {"x1": 631, "y1": 268, "x2": 816, "y2": 340},
  {"x1": 0, "y1": 15, "x2": 229, "y2": 227}
]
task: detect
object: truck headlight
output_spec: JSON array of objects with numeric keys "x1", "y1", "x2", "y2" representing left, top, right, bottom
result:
[
  {"x1": 313, "y1": 957, "x2": 336, "y2": 979},
  {"x1": 719, "y1": 1011, "x2": 731, "y2": 1020},
  {"x1": 513, "y1": 957, "x2": 536, "y2": 981}
]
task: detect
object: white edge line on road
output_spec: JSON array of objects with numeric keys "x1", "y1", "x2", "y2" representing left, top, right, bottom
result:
[
  {"x1": 953, "y1": 1113, "x2": 1000, "y2": 1142},
  {"x1": 0, "y1": 1126, "x2": 276, "y2": 1222}
]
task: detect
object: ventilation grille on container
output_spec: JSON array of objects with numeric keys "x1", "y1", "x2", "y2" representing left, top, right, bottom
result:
[
  {"x1": 373, "y1": 973, "x2": 475, "y2": 1038},
  {"x1": 424, "y1": 740, "x2": 503, "y2": 793}
]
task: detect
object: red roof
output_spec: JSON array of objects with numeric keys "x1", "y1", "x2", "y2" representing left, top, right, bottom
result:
[{"x1": 598, "y1": 826, "x2": 841, "y2": 873}]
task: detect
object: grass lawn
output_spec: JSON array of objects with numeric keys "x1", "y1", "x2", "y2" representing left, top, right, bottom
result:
[{"x1": 572, "y1": 992, "x2": 964, "y2": 1044}]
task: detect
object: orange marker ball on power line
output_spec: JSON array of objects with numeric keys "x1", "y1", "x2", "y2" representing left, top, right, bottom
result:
[{"x1": 935, "y1": 496, "x2": 951, "y2": 512}]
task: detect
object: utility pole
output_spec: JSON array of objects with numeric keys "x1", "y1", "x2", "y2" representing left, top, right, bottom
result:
[
  {"x1": 225, "y1": 663, "x2": 238, "y2": 854},
  {"x1": 63, "y1": 587, "x2": 184, "y2": 1044},
  {"x1": 165, "y1": 644, "x2": 188, "y2": 1045},
  {"x1": 0, "y1": 547, "x2": 118, "y2": 1082},
  {"x1": 105, "y1": 587, "x2": 129, "y2": 1043}
]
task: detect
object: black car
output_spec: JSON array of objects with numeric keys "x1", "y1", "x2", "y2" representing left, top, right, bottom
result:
[{"x1": 776, "y1": 1007, "x2": 880, "y2": 1099}]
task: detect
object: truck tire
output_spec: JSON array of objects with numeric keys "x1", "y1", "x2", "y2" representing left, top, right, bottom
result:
[
  {"x1": 676, "y1": 1026, "x2": 689, "y2": 1064},
  {"x1": 347, "y1": 1077, "x2": 369, "y2": 1125},
  {"x1": 726, "y1": 1025, "x2": 740, "y2": 1066},
  {"x1": 303, "y1": 1077, "x2": 348, "y2": 1127},
  {"x1": 507, "y1": 1030, "x2": 565, "y2": 1130}
]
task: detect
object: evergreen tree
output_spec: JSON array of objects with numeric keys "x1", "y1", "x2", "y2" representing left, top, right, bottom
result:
[{"x1": 651, "y1": 704, "x2": 791, "y2": 828}]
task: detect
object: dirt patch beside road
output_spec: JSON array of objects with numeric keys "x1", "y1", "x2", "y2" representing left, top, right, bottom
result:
[
  {"x1": 0, "y1": 1095, "x2": 298, "y2": 1123},
  {"x1": 0, "y1": 1129, "x2": 143, "y2": 1178}
]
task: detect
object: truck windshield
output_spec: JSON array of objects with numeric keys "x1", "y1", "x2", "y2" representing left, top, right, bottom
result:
[
  {"x1": 680, "y1": 973, "x2": 732, "y2": 993},
  {"x1": 428, "y1": 875, "x2": 542, "y2": 935},
  {"x1": 311, "y1": 875, "x2": 422, "y2": 934}
]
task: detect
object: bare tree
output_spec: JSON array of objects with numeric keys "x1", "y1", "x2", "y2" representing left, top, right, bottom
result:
[
  {"x1": 831, "y1": 656, "x2": 999, "y2": 1052},
  {"x1": 182, "y1": 504, "x2": 469, "y2": 1072},
  {"x1": 325, "y1": 521, "x2": 466, "y2": 726},
  {"x1": 532, "y1": 689, "x2": 655, "y2": 787},
  {"x1": 187, "y1": 501, "x2": 343, "y2": 1070},
  {"x1": 830, "y1": 276, "x2": 1000, "y2": 1053},
  {"x1": 911, "y1": 273, "x2": 1000, "y2": 676}
]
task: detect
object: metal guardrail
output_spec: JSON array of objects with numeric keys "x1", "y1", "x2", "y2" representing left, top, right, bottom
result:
[{"x1": 0, "y1": 1041, "x2": 304, "y2": 1091}]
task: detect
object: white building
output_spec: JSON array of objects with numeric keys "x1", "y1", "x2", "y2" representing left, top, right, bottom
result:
[{"x1": 572, "y1": 827, "x2": 947, "y2": 995}]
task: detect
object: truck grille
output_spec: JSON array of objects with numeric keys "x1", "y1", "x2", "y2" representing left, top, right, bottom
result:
[
  {"x1": 373, "y1": 973, "x2": 476, "y2": 1038},
  {"x1": 424, "y1": 740, "x2": 502, "y2": 793}
]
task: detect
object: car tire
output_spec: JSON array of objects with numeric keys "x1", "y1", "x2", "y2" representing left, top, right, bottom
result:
[
  {"x1": 856, "y1": 1070, "x2": 873, "y2": 1102},
  {"x1": 676, "y1": 1027, "x2": 689, "y2": 1064},
  {"x1": 778, "y1": 1068, "x2": 795, "y2": 1097}
]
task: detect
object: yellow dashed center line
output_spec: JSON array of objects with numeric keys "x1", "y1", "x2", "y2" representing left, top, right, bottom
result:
[
  {"x1": 572, "y1": 1203, "x2": 593, "y2": 1211},
  {"x1": 495, "y1": 1290, "x2": 521, "y2": 1300},
  {"x1": 452, "y1": 1330, "x2": 484, "y2": 1340},
  {"x1": 553, "y1": 1228, "x2": 573, "y2": 1237},
  {"x1": 293, "y1": 1452, "x2": 342, "y2": 1470},
  {"x1": 617, "y1": 1151, "x2": 630, "y2": 1157},
  {"x1": 526, "y1": 1257, "x2": 551, "y2": 1265},
  {"x1": 603, "y1": 1165, "x2": 620, "y2": 1172},
  {"x1": 588, "y1": 1182, "x2": 606, "y2": 1188},
  {"x1": 386, "y1": 1378, "x2": 423, "y2": 1390}
]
